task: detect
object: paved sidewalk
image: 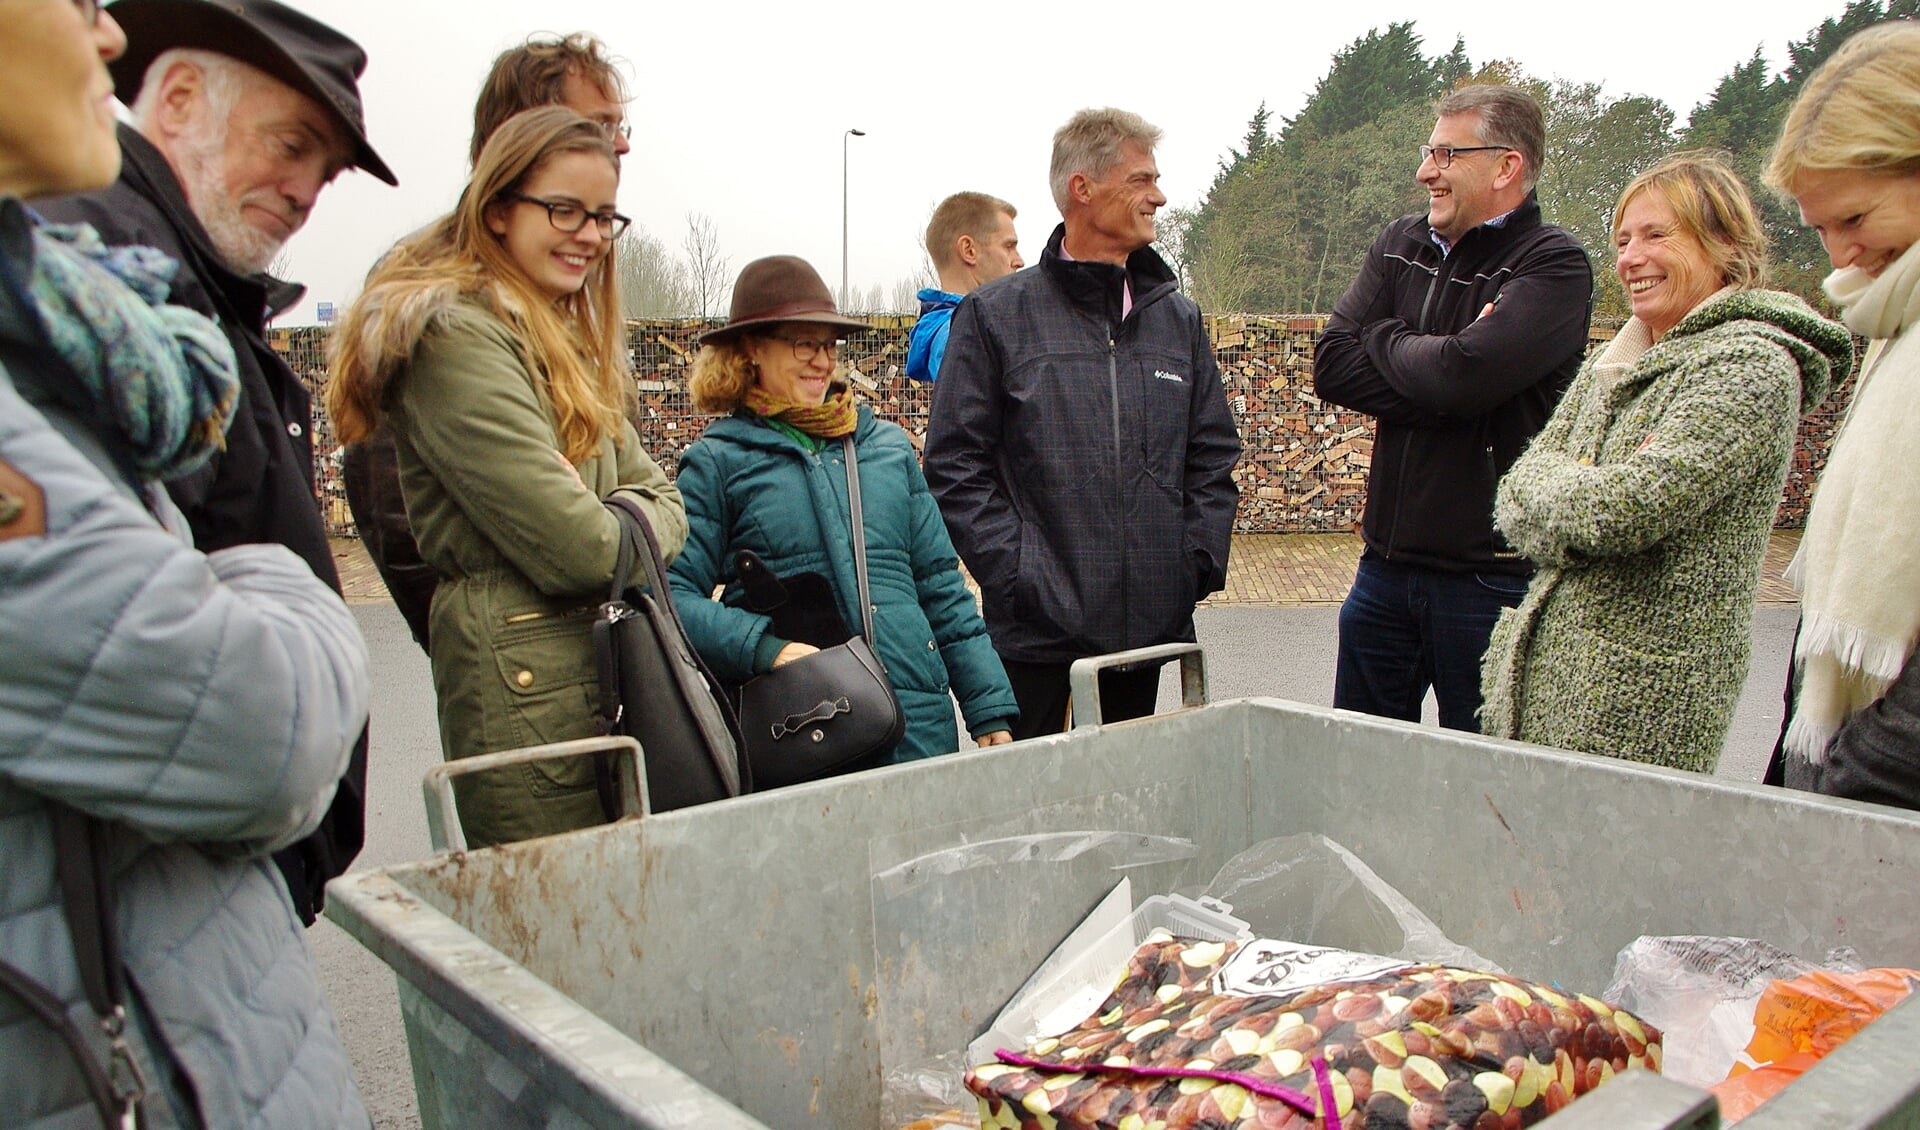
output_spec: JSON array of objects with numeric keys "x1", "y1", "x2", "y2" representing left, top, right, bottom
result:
[{"x1": 332, "y1": 529, "x2": 1805, "y2": 608}]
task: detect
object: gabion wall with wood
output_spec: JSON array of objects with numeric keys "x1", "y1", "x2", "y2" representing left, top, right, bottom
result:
[{"x1": 271, "y1": 316, "x2": 1854, "y2": 540}]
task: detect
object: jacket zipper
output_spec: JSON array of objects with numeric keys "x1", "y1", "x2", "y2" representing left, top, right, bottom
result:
[
  {"x1": 1109, "y1": 333, "x2": 1127, "y2": 646},
  {"x1": 503, "y1": 605, "x2": 597, "y2": 625},
  {"x1": 1387, "y1": 252, "x2": 1456, "y2": 557}
]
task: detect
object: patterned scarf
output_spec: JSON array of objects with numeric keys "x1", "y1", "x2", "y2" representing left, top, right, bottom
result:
[
  {"x1": 743, "y1": 380, "x2": 859, "y2": 439},
  {"x1": 27, "y1": 222, "x2": 238, "y2": 481}
]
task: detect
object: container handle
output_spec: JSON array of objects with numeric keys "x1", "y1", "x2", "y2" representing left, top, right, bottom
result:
[
  {"x1": 1068, "y1": 644, "x2": 1208, "y2": 730},
  {"x1": 422, "y1": 736, "x2": 649, "y2": 853}
]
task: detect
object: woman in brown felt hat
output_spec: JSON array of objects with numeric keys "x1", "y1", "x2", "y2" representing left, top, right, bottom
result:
[{"x1": 667, "y1": 256, "x2": 1018, "y2": 772}]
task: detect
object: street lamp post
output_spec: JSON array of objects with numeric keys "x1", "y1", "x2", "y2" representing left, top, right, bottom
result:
[{"x1": 842, "y1": 127, "x2": 865, "y2": 311}]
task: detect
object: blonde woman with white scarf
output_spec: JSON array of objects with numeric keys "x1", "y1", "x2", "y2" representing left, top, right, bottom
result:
[{"x1": 1765, "y1": 21, "x2": 1920, "y2": 809}]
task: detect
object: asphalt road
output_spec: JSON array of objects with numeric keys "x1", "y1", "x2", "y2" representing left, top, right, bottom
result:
[{"x1": 318, "y1": 600, "x2": 1801, "y2": 1128}]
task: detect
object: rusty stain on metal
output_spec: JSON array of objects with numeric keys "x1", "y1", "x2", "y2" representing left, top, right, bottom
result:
[{"x1": 1484, "y1": 793, "x2": 1516, "y2": 840}]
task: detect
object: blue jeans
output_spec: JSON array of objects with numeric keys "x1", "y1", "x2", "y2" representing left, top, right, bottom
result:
[{"x1": 1333, "y1": 552, "x2": 1530, "y2": 732}]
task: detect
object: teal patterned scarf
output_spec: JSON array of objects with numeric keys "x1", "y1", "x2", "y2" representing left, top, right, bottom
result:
[{"x1": 28, "y1": 222, "x2": 238, "y2": 480}]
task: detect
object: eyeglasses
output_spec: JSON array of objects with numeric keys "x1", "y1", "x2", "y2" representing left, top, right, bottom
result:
[
  {"x1": 502, "y1": 192, "x2": 630, "y2": 239},
  {"x1": 764, "y1": 334, "x2": 841, "y2": 363},
  {"x1": 1419, "y1": 144, "x2": 1516, "y2": 169},
  {"x1": 73, "y1": 0, "x2": 100, "y2": 24},
  {"x1": 596, "y1": 120, "x2": 632, "y2": 143}
]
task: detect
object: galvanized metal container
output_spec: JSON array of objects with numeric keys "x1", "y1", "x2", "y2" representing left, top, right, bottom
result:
[{"x1": 327, "y1": 647, "x2": 1920, "y2": 1130}]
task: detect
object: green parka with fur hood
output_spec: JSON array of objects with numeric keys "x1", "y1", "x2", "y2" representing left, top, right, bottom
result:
[
  {"x1": 1480, "y1": 289, "x2": 1852, "y2": 772},
  {"x1": 384, "y1": 300, "x2": 685, "y2": 847}
]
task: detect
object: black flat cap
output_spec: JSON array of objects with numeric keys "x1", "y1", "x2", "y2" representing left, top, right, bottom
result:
[{"x1": 106, "y1": 0, "x2": 397, "y2": 185}]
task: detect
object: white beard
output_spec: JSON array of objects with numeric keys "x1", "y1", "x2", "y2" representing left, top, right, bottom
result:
[{"x1": 173, "y1": 131, "x2": 287, "y2": 276}]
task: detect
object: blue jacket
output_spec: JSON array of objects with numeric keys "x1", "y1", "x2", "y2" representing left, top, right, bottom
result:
[
  {"x1": 0, "y1": 200, "x2": 371, "y2": 1128},
  {"x1": 906, "y1": 287, "x2": 963, "y2": 382},
  {"x1": 668, "y1": 405, "x2": 1017, "y2": 760}
]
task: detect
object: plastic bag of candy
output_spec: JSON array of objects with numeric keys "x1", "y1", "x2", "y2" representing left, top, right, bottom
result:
[{"x1": 966, "y1": 935, "x2": 1659, "y2": 1129}]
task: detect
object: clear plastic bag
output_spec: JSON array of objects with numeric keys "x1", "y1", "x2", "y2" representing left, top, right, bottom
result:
[
  {"x1": 872, "y1": 831, "x2": 1205, "y2": 1130},
  {"x1": 1602, "y1": 935, "x2": 1862, "y2": 1088},
  {"x1": 1200, "y1": 832, "x2": 1499, "y2": 971}
]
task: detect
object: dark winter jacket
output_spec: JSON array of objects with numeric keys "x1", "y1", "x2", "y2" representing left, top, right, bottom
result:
[
  {"x1": 341, "y1": 425, "x2": 437, "y2": 648},
  {"x1": 669, "y1": 406, "x2": 1017, "y2": 760},
  {"x1": 1783, "y1": 650, "x2": 1920, "y2": 810},
  {"x1": 1314, "y1": 194, "x2": 1594, "y2": 575},
  {"x1": 924, "y1": 224, "x2": 1241, "y2": 663},
  {"x1": 34, "y1": 125, "x2": 365, "y2": 923}
]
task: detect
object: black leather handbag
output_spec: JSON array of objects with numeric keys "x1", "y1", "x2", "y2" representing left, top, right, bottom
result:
[
  {"x1": 592, "y1": 493, "x2": 747, "y2": 812},
  {"x1": 736, "y1": 436, "x2": 906, "y2": 788}
]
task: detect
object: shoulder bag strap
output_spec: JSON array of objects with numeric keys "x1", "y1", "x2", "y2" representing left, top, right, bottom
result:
[
  {"x1": 841, "y1": 435, "x2": 875, "y2": 643},
  {"x1": 607, "y1": 493, "x2": 678, "y2": 610},
  {"x1": 54, "y1": 806, "x2": 148, "y2": 1129},
  {"x1": 0, "y1": 804, "x2": 149, "y2": 1130},
  {"x1": 605, "y1": 498, "x2": 642, "y2": 604}
]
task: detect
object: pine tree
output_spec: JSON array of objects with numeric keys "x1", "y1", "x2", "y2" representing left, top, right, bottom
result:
[
  {"x1": 1209, "y1": 102, "x2": 1274, "y2": 196},
  {"x1": 1281, "y1": 23, "x2": 1441, "y2": 151}
]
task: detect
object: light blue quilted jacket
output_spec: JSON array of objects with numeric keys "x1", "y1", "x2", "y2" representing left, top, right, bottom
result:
[{"x1": 0, "y1": 224, "x2": 372, "y2": 1126}]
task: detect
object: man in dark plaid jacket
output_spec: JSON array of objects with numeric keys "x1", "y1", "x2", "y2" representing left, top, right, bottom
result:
[{"x1": 925, "y1": 107, "x2": 1241, "y2": 739}]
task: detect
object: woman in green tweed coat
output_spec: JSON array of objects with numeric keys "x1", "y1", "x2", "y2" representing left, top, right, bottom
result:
[{"x1": 1481, "y1": 155, "x2": 1853, "y2": 772}]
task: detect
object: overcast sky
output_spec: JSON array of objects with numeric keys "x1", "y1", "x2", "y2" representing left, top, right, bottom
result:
[{"x1": 257, "y1": 0, "x2": 1845, "y2": 324}]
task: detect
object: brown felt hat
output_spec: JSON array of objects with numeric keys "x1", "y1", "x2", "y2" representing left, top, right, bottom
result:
[
  {"x1": 698, "y1": 256, "x2": 870, "y2": 345},
  {"x1": 107, "y1": 0, "x2": 398, "y2": 186}
]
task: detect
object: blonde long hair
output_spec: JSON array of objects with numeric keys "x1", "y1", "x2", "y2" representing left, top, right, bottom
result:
[
  {"x1": 326, "y1": 107, "x2": 628, "y2": 463},
  {"x1": 1765, "y1": 21, "x2": 1920, "y2": 193}
]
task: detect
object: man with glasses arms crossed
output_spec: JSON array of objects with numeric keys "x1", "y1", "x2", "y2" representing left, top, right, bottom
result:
[
  {"x1": 1313, "y1": 85, "x2": 1592, "y2": 733},
  {"x1": 344, "y1": 32, "x2": 635, "y2": 653}
]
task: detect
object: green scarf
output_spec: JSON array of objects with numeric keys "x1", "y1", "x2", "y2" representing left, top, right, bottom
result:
[
  {"x1": 743, "y1": 380, "x2": 858, "y2": 443},
  {"x1": 27, "y1": 221, "x2": 238, "y2": 481}
]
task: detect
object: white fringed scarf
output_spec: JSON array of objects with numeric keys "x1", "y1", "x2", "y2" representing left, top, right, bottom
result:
[{"x1": 1785, "y1": 241, "x2": 1920, "y2": 761}]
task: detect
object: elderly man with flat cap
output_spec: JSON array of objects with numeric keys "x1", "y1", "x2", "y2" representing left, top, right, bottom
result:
[{"x1": 37, "y1": 0, "x2": 395, "y2": 927}]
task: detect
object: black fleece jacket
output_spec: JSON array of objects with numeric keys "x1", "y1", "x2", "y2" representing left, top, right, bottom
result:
[{"x1": 1314, "y1": 194, "x2": 1593, "y2": 574}]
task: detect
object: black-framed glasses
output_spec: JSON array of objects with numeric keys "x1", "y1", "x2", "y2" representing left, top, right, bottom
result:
[
  {"x1": 1419, "y1": 144, "x2": 1515, "y2": 169},
  {"x1": 501, "y1": 192, "x2": 630, "y2": 239},
  {"x1": 764, "y1": 334, "x2": 841, "y2": 363},
  {"x1": 73, "y1": 0, "x2": 101, "y2": 24}
]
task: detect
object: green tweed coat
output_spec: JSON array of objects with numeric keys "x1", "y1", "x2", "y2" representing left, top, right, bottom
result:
[{"x1": 1480, "y1": 290, "x2": 1852, "y2": 771}]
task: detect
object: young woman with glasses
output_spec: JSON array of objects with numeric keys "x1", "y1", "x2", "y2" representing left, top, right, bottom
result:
[
  {"x1": 668, "y1": 256, "x2": 1018, "y2": 774},
  {"x1": 326, "y1": 106, "x2": 685, "y2": 848}
]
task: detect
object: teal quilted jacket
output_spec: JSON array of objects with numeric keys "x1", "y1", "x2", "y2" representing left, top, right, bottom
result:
[{"x1": 669, "y1": 405, "x2": 1017, "y2": 761}]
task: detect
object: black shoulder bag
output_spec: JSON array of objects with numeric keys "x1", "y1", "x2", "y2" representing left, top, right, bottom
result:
[
  {"x1": 736, "y1": 435, "x2": 906, "y2": 788},
  {"x1": 592, "y1": 493, "x2": 748, "y2": 813}
]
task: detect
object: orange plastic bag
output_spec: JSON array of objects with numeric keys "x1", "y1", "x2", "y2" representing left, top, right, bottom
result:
[{"x1": 1710, "y1": 968, "x2": 1920, "y2": 1123}]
